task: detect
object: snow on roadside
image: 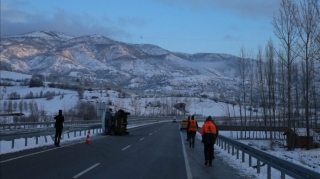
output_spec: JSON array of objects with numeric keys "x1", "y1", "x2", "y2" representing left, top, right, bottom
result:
[{"x1": 197, "y1": 122, "x2": 320, "y2": 179}]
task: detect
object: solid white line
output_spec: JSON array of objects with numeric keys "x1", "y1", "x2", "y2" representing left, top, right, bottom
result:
[
  {"x1": 73, "y1": 163, "x2": 100, "y2": 178},
  {"x1": 122, "y1": 145, "x2": 131, "y2": 151},
  {"x1": 180, "y1": 129, "x2": 193, "y2": 179},
  {"x1": 140, "y1": 137, "x2": 145, "y2": 141},
  {"x1": 0, "y1": 136, "x2": 106, "y2": 164},
  {"x1": 149, "y1": 133, "x2": 152, "y2": 135}
]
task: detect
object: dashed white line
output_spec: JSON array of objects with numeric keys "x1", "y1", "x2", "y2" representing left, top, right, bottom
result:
[
  {"x1": 73, "y1": 163, "x2": 100, "y2": 178},
  {"x1": 0, "y1": 136, "x2": 106, "y2": 164},
  {"x1": 149, "y1": 133, "x2": 152, "y2": 135},
  {"x1": 140, "y1": 137, "x2": 145, "y2": 141},
  {"x1": 122, "y1": 145, "x2": 131, "y2": 151}
]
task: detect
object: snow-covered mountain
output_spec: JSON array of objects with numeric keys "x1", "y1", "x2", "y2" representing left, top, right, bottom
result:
[{"x1": 0, "y1": 31, "x2": 243, "y2": 97}]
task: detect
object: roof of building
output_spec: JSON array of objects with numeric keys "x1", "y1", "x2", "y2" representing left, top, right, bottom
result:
[{"x1": 289, "y1": 128, "x2": 319, "y2": 137}]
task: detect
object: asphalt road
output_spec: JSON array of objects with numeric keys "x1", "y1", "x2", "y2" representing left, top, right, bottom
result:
[{"x1": 0, "y1": 122, "x2": 248, "y2": 179}]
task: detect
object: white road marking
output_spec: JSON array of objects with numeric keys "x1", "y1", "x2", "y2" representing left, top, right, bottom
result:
[
  {"x1": 122, "y1": 145, "x2": 131, "y2": 151},
  {"x1": 180, "y1": 127, "x2": 193, "y2": 179},
  {"x1": 73, "y1": 163, "x2": 100, "y2": 178},
  {"x1": 140, "y1": 137, "x2": 145, "y2": 141},
  {"x1": 149, "y1": 133, "x2": 152, "y2": 135}
]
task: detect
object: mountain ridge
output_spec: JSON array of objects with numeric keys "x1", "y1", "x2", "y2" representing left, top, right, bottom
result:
[{"x1": 1, "y1": 31, "x2": 242, "y2": 97}]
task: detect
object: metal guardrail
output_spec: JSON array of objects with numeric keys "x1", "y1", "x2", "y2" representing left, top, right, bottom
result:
[
  {"x1": 217, "y1": 135, "x2": 320, "y2": 179},
  {"x1": 0, "y1": 120, "x2": 165, "y2": 149},
  {"x1": 0, "y1": 120, "x2": 101, "y2": 130}
]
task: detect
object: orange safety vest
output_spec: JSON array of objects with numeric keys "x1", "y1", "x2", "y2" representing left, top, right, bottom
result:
[
  {"x1": 188, "y1": 120, "x2": 198, "y2": 132},
  {"x1": 201, "y1": 121, "x2": 217, "y2": 135}
]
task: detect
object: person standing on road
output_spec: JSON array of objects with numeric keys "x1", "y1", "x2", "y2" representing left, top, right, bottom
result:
[
  {"x1": 54, "y1": 110, "x2": 64, "y2": 147},
  {"x1": 187, "y1": 115, "x2": 198, "y2": 148},
  {"x1": 201, "y1": 116, "x2": 217, "y2": 167},
  {"x1": 186, "y1": 116, "x2": 190, "y2": 141}
]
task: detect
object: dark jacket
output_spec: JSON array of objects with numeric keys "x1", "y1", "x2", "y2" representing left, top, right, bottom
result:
[{"x1": 54, "y1": 114, "x2": 64, "y2": 129}]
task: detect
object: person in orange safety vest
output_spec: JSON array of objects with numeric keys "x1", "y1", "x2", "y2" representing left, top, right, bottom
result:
[
  {"x1": 187, "y1": 115, "x2": 198, "y2": 148},
  {"x1": 201, "y1": 116, "x2": 217, "y2": 167}
]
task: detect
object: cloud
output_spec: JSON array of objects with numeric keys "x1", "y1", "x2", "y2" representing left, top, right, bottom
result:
[
  {"x1": 0, "y1": 4, "x2": 134, "y2": 40},
  {"x1": 117, "y1": 17, "x2": 148, "y2": 28},
  {"x1": 153, "y1": 0, "x2": 280, "y2": 19}
]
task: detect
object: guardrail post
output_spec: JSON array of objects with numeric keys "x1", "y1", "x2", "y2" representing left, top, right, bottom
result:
[
  {"x1": 227, "y1": 144, "x2": 230, "y2": 153},
  {"x1": 67, "y1": 132, "x2": 70, "y2": 138},
  {"x1": 249, "y1": 155, "x2": 252, "y2": 167},
  {"x1": 267, "y1": 165, "x2": 271, "y2": 179},
  {"x1": 281, "y1": 172, "x2": 285, "y2": 179},
  {"x1": 36, "y1": 136, "x2": 38, "y2": 145},
  {"x1": 257, "y1": 159, "x2": 260, "y2": 173},
  {"x1": 44, "y1": 136, "x2": 47, "y2": 143},
  {"x1": 224, "y1": 142, "x2": 226, "y2": 150},
  {"x1": 74, "y1": 131, "x2": 76, "y2": 137},
  {"x1": 25, "y1": 137, "x2": 27, "y2": 146},
  {"x1": 12, "y1": 139, "x2": 14, "y2": 148},
  {"x1": 236, "y1": 148, "x2": 239, "y2": 159},
  {"x1": 242, "y1": 151, "x2": 245, "y2": 162},
  {"x1": 232, "y1": 146, "x2": 234, "y2": 155}
]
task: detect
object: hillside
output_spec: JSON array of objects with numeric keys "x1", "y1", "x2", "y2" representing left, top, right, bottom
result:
[
  {"x1": 0, "y1": 71, "x2": 247, "y2": 118},
  {"x1": 0, "y1": 31, "x2": 244, "y2": 99}
]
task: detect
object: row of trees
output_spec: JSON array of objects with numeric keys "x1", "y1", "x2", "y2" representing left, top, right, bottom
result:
[
  {"x1": 234, "y1": 0, "x2": 320, "y2": 150},
  {"x1": 0, "y1": 100, "x2": 97, "y2": 123}
]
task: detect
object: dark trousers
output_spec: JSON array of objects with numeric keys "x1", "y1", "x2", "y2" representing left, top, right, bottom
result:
[
  {"x1": 189, "y1": 132, "x2": 196, "y2": 147},
  {"x1": 187, "y1": 132, "x2": 190, "y2": 140},
  {"x1": 204, "y1": 143, "x2": 214, "y2": 163},
  {"x1": 55, "y1": 128, "x2": 63, "y2": 145}
]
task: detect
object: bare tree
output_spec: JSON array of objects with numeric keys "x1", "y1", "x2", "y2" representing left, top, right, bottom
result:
[
  {"x1": 23, "y1": 101, "x2": 28, "y2": 112},
  {"x1": 19, "y1": 100, "x2": 23, "y2": 114},
  {"x1": 76, "y1": 101, "x2": 97, "y2": 120},
  {"x1": 256, "y1": 46, "x2": 268, "y2": 138},
  {"x1": 273, "y1": 0, "x2": 299, "y2": 133},
  {"x1": 238, "y1": 45, "x2": 250, "y2": 139},
  {"x1": 7, "y1": 101, "x2": 13, "y2": 114},
  {"x1": 265, "y1": 40, "x2": 277, "y2": 140},
  {"x1": 295, "y1": 0, "x2": 320, "y2": 150}
]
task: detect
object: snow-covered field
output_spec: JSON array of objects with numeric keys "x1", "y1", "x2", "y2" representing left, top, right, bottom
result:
[{"x1": 0, "y1": 70, "x2": 246, "y2": 118}]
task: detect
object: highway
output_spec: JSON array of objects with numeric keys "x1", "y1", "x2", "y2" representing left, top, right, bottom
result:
[{"x1": 0, "y1": 122, "x2": 246, "y2": 179}]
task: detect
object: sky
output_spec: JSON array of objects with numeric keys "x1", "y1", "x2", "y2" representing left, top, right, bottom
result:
[{"x1": 0, "y1": 0, "x2": 281, "y2": 56}]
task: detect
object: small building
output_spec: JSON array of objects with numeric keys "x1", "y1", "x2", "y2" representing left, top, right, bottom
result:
[{"x1": 283, "y1": 128, "x2": 318, "y2": 149}]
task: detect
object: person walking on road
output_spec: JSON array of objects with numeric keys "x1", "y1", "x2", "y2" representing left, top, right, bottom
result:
[
  {"x1": 54, "y1": 110, "x2": 64, "y2": 147},
  {"x1": 186, "y1": 116, "x2": 190, "y2": 141},
  {"x1": 201, "y1": 116, "x2": 217, "y2": 167},
  {"x1": 187, "y1": 115, "x2": 198, "y2": 148}
]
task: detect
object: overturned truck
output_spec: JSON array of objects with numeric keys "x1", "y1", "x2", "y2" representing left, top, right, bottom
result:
[{"x1": 102, "y1": 109, "x2": 130, "y2": 135}]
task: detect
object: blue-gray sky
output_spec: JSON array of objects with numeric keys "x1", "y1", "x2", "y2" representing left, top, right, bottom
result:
[{"x1": 1, "y1": 0, "x2": 280, "y2": 56}]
